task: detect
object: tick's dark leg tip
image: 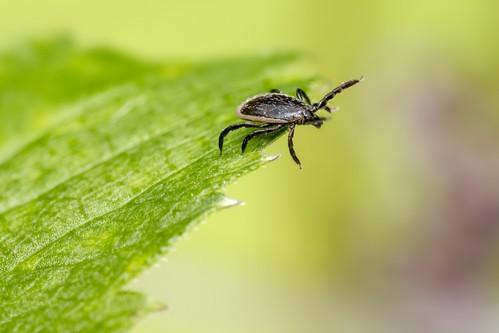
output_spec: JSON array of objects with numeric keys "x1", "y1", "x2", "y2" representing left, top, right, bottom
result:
[{"x1": 292, "y1": 158, "x2": 302, "y2": 169}]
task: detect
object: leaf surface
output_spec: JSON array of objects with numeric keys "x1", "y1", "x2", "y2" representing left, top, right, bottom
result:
[{"x1": 0, "y1": 39, "x2": 309, "y2": 332}]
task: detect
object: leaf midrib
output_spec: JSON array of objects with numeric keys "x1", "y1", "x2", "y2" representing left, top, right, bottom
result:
[
  {"x1": 0, "y1": 92, "x2": 231, "y2": 215},
  {"x1": 0, "y1": 129, "x2": 222, "y2": 274}
]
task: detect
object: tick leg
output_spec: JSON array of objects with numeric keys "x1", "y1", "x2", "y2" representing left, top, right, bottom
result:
[
  {"x1": 296, "y1": 88, "x2": 311, "y2": 105},
  {"x1": 287, "y1": 124, "x2": 302, "y2": 168},
  {"x1": 269, "y1": 88, "x2": 281, "y2": 93},
  {"x1": 313, "y1": 77, "x2": 363, "y2": 111},
  {"x1": 241, "y1": 125, "x2": 282, "y2": 153},
  {"x1": 219, "y1": 123, "x2": 262, "y2": 154}
]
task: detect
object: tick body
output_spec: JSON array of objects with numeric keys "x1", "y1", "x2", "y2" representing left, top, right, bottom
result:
[{"x1": 218, "y1": 78, "x2": 362, "y2": 168}]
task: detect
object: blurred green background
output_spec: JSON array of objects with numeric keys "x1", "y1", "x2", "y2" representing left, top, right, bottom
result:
[{"x1": 1, "y1": 1, "x2": 498, "y2": 332}]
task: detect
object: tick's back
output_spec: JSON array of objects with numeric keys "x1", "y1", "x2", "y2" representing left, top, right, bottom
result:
[{"x1": 237, "y1": 93, "x2": 307, "y2": 123}]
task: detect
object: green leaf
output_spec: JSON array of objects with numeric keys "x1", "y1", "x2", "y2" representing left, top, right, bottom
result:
[
  {"x1": 0, "y1": 36, "x2": 188, "y2": 160},
  {"x1": 0, "y1": 39, "x2": 310, "y2": 332}
]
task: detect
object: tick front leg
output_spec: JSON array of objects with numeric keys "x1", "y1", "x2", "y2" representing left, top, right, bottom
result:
[
  {"x1": 313, "y1": 77, "x2": 363, "y2": 111},
  {"x1": 219, "y1": 123, "x2": 262, "y2": 154},
  {"x1": 269, "y1": 88, "x2": 282, "y2": 93},
  {"x1": 287, "y1": 124, "x2": 301, "y2": 168},
  {"x1": 241, "y1": 124, "x2": 282, "y2": 153}
]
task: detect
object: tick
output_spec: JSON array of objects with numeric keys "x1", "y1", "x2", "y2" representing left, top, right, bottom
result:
[{"x1": 218, "y1": 77, "x2": 362, "y2": 168}]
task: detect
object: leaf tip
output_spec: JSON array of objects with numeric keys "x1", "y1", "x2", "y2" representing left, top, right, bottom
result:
[
  {"x1": 262, "y1": 153, "x2": 281, "y2": 163},
  {"x1": 217, "y1": 196, "x2": 245, "y2": 209},
  {"x1": 148, "y1": 300, "x2": 168, "y2": 313}
]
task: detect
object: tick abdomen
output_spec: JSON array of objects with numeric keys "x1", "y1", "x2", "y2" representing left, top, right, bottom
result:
[{"x1": 236, "y1": 93, "x2": 308, "y2": 123}]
